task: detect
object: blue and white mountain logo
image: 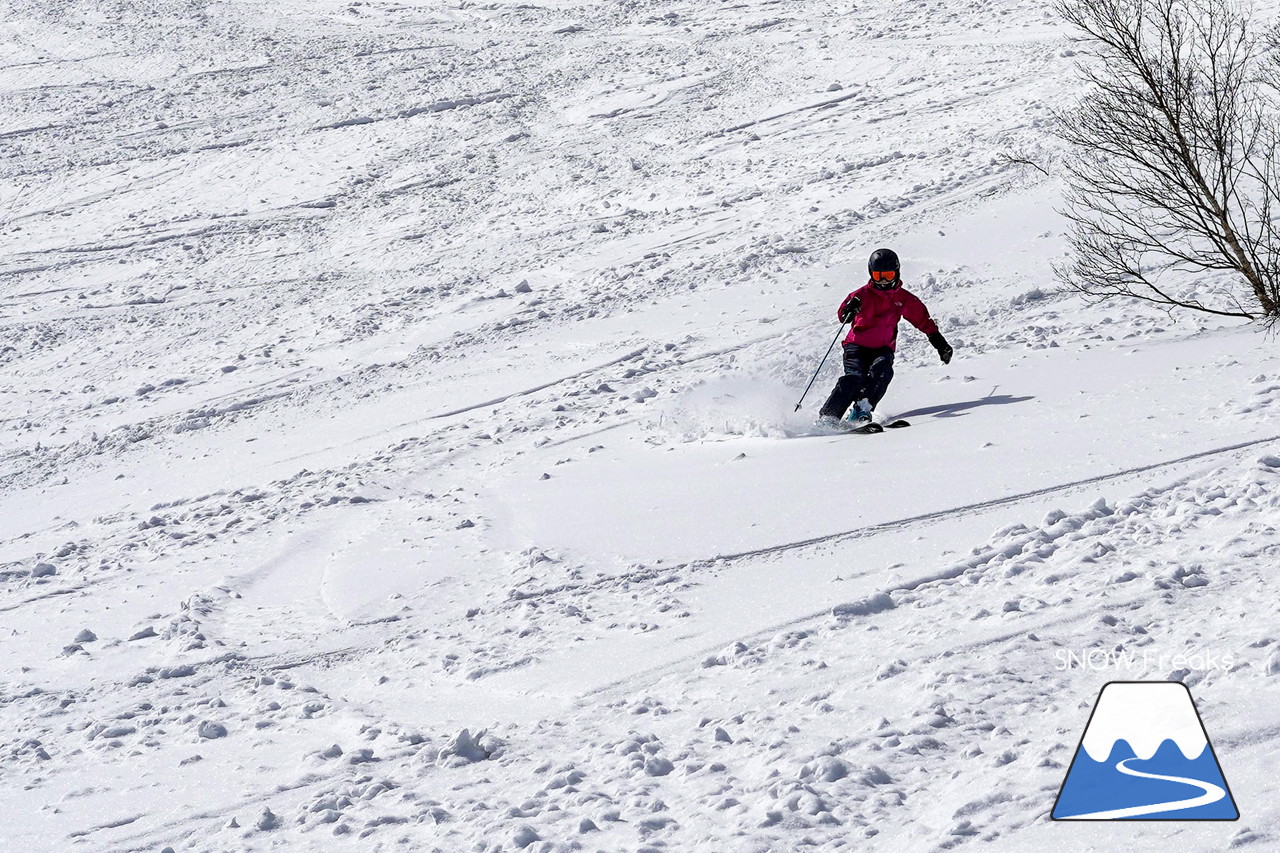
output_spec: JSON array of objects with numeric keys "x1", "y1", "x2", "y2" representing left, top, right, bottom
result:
[{"x1": 1052, "y1": 681, "x2": 1239, "y2": 820}]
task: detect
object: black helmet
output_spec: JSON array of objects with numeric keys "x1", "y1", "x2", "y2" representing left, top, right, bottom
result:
[
  {"x1": 868, "y1": 248, "x2": 901, "y2": 289},
  {"x1": 868, "y1": 248, "x2": 900, "y2": 274}
]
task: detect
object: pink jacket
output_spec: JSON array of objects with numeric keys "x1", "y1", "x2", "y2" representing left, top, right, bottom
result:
[{"x1": 839, "y1": 282, "x2": 939, "y2": 350}]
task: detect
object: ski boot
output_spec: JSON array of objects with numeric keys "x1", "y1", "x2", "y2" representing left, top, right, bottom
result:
[
  {"x1": 844, "y1": 399, "x2": 874, "y2": 428},
  {"x1": 814, "y1": 414, "x2": 846, "y2": 433}
]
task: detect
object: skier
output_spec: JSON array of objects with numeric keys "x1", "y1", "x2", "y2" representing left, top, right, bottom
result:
[{"x1": 818, "y1": 248, "x2": 953, "y2": 428}]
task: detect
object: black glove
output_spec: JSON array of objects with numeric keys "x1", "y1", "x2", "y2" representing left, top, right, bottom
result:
[
  {"x1": 838, "y1": 295, "x2": 861, "y2": 324},
  {"x1": 928, "y1": 331, "x2": 953, "y2": 364}
]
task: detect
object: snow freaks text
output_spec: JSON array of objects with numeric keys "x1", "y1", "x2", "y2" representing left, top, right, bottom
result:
[{"x1": 1054, "y1": 649, "x2": 1236, "y2": 673}]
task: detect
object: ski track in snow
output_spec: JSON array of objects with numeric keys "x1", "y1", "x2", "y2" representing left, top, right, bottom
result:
[
  {"x1": 1060, "y1": 758, "x2": 1226, "y2": 820},
  {"x1": 3, "y1": 0, "x2": 1280, "y2": 851}
]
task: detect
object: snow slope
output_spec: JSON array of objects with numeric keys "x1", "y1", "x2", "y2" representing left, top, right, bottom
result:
[{"x1": 3, "y1": 0, "x2": 1280, "y2": 850}]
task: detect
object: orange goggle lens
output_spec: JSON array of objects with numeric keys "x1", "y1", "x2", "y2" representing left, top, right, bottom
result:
[{"x1": 871, "y1": 270, "x2": 897, "y2": 281}]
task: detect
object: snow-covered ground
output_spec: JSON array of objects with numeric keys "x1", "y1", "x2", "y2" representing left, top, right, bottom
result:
[{"x1": 3, "y1": 0, "x2": 1279, "y2": 850}]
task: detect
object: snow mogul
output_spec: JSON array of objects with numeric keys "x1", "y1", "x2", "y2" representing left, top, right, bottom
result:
[{"x1": 817, "y1": 248, "x2": 953, "y2": 430}]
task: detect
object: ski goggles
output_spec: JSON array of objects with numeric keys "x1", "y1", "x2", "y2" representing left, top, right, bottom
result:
[{"x1": 870, "y1": 270, "x2": 897, "y2": 282}]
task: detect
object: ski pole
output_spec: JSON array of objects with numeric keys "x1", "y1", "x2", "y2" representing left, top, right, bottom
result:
[{"x1": 794, "y1": 323, "x2": 846, "y2": 412}]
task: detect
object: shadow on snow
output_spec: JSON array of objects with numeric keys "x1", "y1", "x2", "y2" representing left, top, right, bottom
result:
[{"x1": 894, "y1": 392, "x2": 1035, "y2": 420}]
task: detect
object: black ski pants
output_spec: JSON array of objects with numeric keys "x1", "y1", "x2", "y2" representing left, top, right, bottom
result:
[{"x1": 819, "y1": 344, "x2": 895, "y2": 418}]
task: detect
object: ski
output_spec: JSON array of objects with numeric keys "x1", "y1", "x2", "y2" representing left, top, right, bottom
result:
[
  {"x1": 842, "y1": 418, "x2": 909, "y2": 434},
  {"x1": 805, "y1": 417, "x2": 909, "y2": 437},
  {"x1": 844, "y1": 417, "x2": 906, "y2": 432}
]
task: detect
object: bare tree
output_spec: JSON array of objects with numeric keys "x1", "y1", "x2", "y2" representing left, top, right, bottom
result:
[{"x1": 1054, "y1": 0, "x2": 1280, "y2": 321}]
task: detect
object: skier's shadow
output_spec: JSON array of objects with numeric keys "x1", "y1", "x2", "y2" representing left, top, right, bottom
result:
[{"x1": 895, "y1": 392, "x2": 1034, "y2": 420}]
